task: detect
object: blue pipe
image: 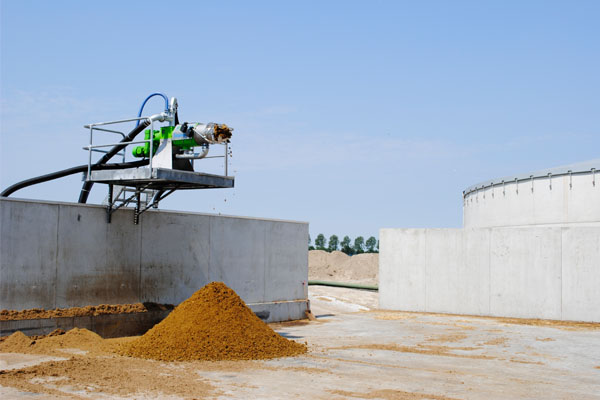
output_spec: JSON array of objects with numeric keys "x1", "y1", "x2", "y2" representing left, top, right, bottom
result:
[{"x1": 135, "y1": 92, "x2": 169, "y2": 127}]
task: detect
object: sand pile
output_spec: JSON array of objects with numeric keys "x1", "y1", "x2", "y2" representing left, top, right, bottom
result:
[
  {"x1": 120, "y1": 282, "x2": 307, "y2": 361},
  {"x1": 0, "y1": 302, "x2": 172, "y2": 321},
  {"x1": 309, "y1": 250, "x2": 378, "y2": 284}
]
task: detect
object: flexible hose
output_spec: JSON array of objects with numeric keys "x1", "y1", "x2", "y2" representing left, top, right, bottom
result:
[
  {"x1": 135, "y1": 93, "x2": 169, "y2": 127},
  {"x1": 78, "y1": 119, "x2": 151, "y2": 203},
  {"x1": 1, "y1": 160, "x2": 149, "y2": 198},
  {"x1": 307, "y1": 280, "x2": 379, "y2": 291},
  {"x1": 3, "y1": 93, "x2": 167, "y2": 202}
]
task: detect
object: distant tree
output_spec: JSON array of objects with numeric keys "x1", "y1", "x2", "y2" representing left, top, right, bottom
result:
[
  {"x1": 366, "y1": 236, "x2": 377, "y2": 253},
  {"x1": 340, "y1": 236, "x2": 353, "y2": 255},
  {"x1": 376, "y1": 240, "x2": 379, "y2": 253},
  {"x1": 315, "y1": 234, "x2": 326, "y2": 250},
  {"x1": 353, "y1": 236, "x2": 365, "y2": 254},
  {"x1": 328, "y1": 235, "x2": 339, "y2": 252},
  {"x1": 308, "y1": 234, "x2": 315, "y2": 250}
]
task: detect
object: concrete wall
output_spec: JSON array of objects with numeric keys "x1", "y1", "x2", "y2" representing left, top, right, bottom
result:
[
  {"x1": 464, "y1": 173, "x2": 600, "y2": 228},
  {"x1": 380, "y1": 227, "x2": 600, "y2": 322},
  {"x1": 0, "y1": 198, "x2": 309, "y2": 322}
]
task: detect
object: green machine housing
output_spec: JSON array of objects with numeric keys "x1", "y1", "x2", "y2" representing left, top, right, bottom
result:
[{"x1": 132, "y1": 126, "x2": 197, "y2": 158}]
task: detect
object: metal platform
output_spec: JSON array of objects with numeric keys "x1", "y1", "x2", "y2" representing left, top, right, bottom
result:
[
  {"x1": 88, "y1": 167, "x2": 234, "y2": 190},
  {"x1": 86, "y1": 167, "x2": 234, "y2": 224}
]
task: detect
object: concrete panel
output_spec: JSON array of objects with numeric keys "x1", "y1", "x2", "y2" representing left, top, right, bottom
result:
[
  {"x1": 459, "y1": 229, "x2": 491, "y2": 315},
  {"x1": 0, "y1": 198, "x2": 308, "y2": 322},
  {"x1": 209, "y1": 216, "x2": 266, "y2": 304},
  {"x1": 264, "y1": 221, "x2": 308, "y2": 302},
  {"x1": 379, "y1": 229, "x2": 426, "y2": 311},
  {"x1": 425, "y1": 229, "x2": 464, "y2": 314},
  {"x1": 380, "y1": 226, "x2": 599, "y2": 321},
  {"x1": 425, "y1": 229, "x2": 490, "y2": 315},
  {"x1": 247, "y1": 300, "x2": 310, "y2": 323},
  {"x1": 489, "y1": 228, "x2": 562, "y2": 319},
  {"x1": 561, "y1": 228, "x2": 600, "y2": 321},
  {"x1": 0, "y1": 200, "x2": 58, "y2": 310},
  {"x1": 0, "y1": 310, "x2": 171, "y2": 338},
  {"x1": 55, "y1": 204, "x2": 141, "y2": 308},
  {"x1": 140, "y1": 210, "x2": 210, "y2": 305}
]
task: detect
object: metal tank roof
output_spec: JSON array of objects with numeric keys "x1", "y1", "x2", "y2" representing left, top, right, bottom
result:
[{"x1": 463, "y1": 158, "x2": 600, "y2": 197}]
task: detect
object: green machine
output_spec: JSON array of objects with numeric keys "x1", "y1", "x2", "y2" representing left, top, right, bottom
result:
[
  {"x1": 1, "y1": 92, "x2": 236, "y2": 224},
  {"x1": 132, "y1": 122, "x2": 233, "y2": 159}
]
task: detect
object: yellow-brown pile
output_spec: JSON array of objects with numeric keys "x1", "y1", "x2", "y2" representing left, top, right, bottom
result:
[
  {"x1": 120, "y1": 282, "x2": 307, "y2": 361},
  {"x1": 0, "y1": 302, "x2": 172, "y2": 321}
]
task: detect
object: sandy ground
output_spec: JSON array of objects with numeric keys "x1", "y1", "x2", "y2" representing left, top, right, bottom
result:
[
  {"x1": 1, "y1": 287, "x2": 599, "y2": 399},
  {"x1": 309, "y1": 250, "x2": 378, "y2": 285}
]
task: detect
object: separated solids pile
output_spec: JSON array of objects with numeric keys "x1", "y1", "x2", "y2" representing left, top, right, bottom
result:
[
  {"x1": 0, "y1": 303, "x2": 172, "y2": 321},
  {"x1": 121, "y1": 282, "x2": 306, "y2": 361}
]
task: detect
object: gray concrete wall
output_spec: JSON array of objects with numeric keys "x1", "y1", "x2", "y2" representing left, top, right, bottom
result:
[
  {"x1": 0, "y1": 198, "x2": 309, "y2": 322},
  {"x1": 380, "y1": 227, "x2": 600, "y2": 322}
]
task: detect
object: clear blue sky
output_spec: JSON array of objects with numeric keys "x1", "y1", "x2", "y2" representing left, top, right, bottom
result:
[{"x1": 1, "y1": 0, "x2": 598, "y2": 241}]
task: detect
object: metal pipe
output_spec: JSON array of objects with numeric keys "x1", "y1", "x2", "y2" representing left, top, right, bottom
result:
[
  {"x1": 307, "y1": 280, "x2": 378, "y2": 291},
  {"x1": 149, "y1": 120, "x2": 154, "y2": 170},
  {"x1": 463, "y1": 168, "x2": 599, "y2": 198},
  {"x1": 225, "y1": 142, "x2": 228, "y2": 176},
  {"x1": 84, "y1": 148, "x2": 126, "y2": 155},
  {"x1": 87, "y1": 125, "x2": 93, "y2": 181},
  {"x1": 175, "y1": 145, "x2": 209, "y2": 160},
  {"x1": 83, "y1": 116, "x2": 151, "y2": 128},
  {"x1": 82, "y1": 139, "x2": 151, "y2": 149},
  {"x1": 79, "y1": 119, "x2": 153, "y2": 203},
  {"x1": 86, "y1": 126, "x2": 126, "y2": 137}
]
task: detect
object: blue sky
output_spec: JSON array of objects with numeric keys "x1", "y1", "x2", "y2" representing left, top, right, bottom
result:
[{"x1": 1, "y1": 0, "x2": 598, "y2": 241}]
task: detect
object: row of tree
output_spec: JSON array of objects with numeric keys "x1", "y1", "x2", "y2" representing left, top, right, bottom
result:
[{"x1": 309, "y1": 234, "x2": 378, "y2": 255}]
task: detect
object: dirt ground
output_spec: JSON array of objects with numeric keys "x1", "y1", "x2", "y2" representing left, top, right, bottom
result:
[
  {"x1": 309, "y1": 250, "x2": 378, "y2": 285},
  {"x1": 1, "y1": 287, "x2": 599, "y2": 400}
]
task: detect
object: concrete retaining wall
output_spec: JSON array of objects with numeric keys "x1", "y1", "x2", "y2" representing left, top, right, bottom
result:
[
  {"x1": 0, "y1": 198, "x2": 309, "y2": 322},
  {"x1": 379, "y1": 227, "x2": 600, "y2": 322}
]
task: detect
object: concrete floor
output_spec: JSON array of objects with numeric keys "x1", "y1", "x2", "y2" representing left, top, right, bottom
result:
[{"x1": 1, "y1": 287, "x2": 599, "y2": 399}]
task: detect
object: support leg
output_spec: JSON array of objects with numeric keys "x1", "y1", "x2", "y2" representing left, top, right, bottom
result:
[
  {"x1": 134, "y1": 190, "x2": 141, "y2": 225},
  {"x1": 106, "y1": 184, "x2": 113, "y2": 223}
]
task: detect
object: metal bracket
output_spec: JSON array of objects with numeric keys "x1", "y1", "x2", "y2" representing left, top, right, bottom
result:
[
  {"x1": 530, "y1": 175, "x2": 534, "y2": 193},
  {"x1": 569, "y1": 170, "x2": 572, "y2": 189},
  {"x1": 105, "y1": 183, "x2": 152, "y2": 224}
]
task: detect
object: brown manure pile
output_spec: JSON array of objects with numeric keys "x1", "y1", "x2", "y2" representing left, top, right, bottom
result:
[
  {"x1": 0, "y1": 328, "x2": 114, "y2": 356},
  {"x1": 0, "y1": 302, "x2": 173, "y2": 321},
  {"x1": 120, "y1": 282, "x2": 307, "y2": 361}
]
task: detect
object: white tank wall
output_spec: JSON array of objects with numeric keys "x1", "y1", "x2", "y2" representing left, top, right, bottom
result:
[{"x1": 464, "y1": 172, "x2": 600, "y2": 228}]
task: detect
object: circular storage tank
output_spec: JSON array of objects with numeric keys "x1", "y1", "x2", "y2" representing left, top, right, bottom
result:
[{"x1": 463, "y1": 159, "x2": 600, "y2": 228}]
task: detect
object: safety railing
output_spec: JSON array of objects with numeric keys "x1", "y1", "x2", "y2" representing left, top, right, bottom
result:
[{"x1": 82, "y1": 117, "x2": 230, "y2": 181}]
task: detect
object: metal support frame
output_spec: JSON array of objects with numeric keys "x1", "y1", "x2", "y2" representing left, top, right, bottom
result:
[
  {"x1": 140, "y1": 188, "x2": 177, "y2": 214},
  {"x1": 105, "y1": 183, "x2": 151, "y2": 224},
  {"x1": 107, "y1": 184, "x2": 114, "y2": 223},
  {"x1": 84, "y1": 113, "x2": 233, "y2": 224},
  {"x1": 134, "y1": 192, "x2": 141, "y2": 225}
]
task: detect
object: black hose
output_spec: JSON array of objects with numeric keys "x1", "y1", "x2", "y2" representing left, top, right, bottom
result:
[
  {"x1": 78, "y1": 119, "x2": 151, "y2": 203},
  {"x1": 1, "y1": 160, "x2": 149, "y2": 198}
]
